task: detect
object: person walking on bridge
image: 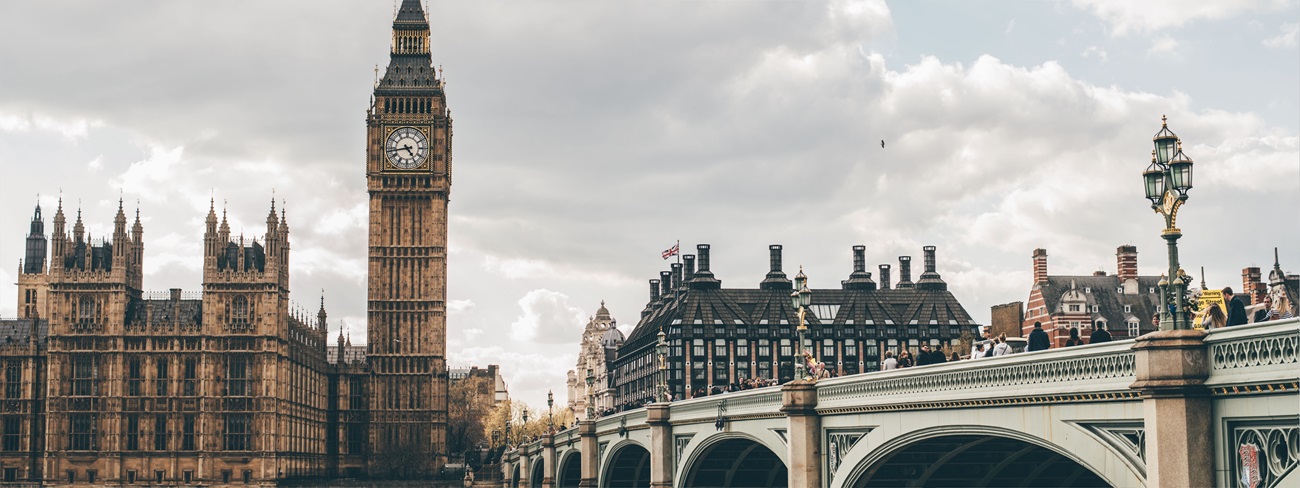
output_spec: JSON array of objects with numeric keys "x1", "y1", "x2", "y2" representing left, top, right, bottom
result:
[{"x1": 1027, "y1": 321, "x2": 1051, "y2": 352}]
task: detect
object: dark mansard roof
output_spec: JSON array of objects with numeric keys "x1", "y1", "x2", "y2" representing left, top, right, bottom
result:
[
  {"x1": 0, "y1": 319, "x2": 48, "y2": 345},
  {"x1": 1035, "y1": 275, "x2": 1163, "y2": 329}
]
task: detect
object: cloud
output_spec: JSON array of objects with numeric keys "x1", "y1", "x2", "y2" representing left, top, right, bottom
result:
[
  {"x1": 1081, "y1": 46, "x2": 1109, "y2": 63},
  {"x1": 1264, "y1": 22, "x2": 1299, "y2": 48},
  {"x1": 1070, "y1": 0, "x2": 1282, "y2": 36},
  {"x1": 1005, "y1": 19, "x2": 1016, "y2": 36},
  {"x1": 509, "y1": 289, "x2": 586, "y2": 343},
  {"x1": 0, "y1": 111, "x2": 102, "y2": 139},
  {"x1": 1147, "y1": 36, "x2": 1180, "y2": 57}
]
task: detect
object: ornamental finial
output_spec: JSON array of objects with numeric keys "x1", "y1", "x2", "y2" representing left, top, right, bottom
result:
[{"x1": 1161, "y1": 114, "x2": 1167, "y2": 127}]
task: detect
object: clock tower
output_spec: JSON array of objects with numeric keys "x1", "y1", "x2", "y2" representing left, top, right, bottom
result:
[{"x1": 365, "y1": 0, "x2": 450, "y2": 475}]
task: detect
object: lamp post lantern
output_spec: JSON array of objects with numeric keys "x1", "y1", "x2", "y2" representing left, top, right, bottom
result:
[
  {"x1": 656, "y1": 328, "x2": 669, "y2": 402},
  {"x1": 789, "y1": 267, "x2": 812, "y2": 381},
  {"x1": 1143, "y1": 115, "x2": 1196, "y2": 330},
  {"x1": 584, "y1": 367, "x2": 595, "y2": 419},
  {"x1": 504, "y1": 413, "x2": 512, "y2": 448},
  {"x1": 546, "y1": 389, "x2": 554, "y2": 433},
  {"x1": 521, "y1": 408, "x2": 529, "y2": 442}
]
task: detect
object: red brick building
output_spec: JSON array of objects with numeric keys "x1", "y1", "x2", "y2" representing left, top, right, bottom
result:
[{"x1": 1022, "y1": 245, "x2": 1161, "y2": 347}]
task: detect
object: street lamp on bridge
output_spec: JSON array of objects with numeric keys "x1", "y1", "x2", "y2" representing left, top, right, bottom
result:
[
  {"x1": 656, "y1": 328, "x2": 669, "y2": 402},
  {"x1": 547, "y1": 389, "x2": 554, "y2": 433},
  {"x1": 1143, "y1": 115, "x2": 1196, "y2": 330},
  {"x1": 789, "y1": 267, "x2": 812, "y2": 381},
  {"x1": 585, "y1": 367, "x2": 595, "y2": 419}
]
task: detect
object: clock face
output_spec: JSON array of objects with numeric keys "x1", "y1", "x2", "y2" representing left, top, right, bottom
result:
[{"x1": 385, "y1": 127, "x2": 429, "y2": 169}]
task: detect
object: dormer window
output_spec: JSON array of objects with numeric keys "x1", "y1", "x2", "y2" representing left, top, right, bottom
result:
[
  {"x1": 1068, "y1": 304, "x2": 1081, "y2": 312},
  {"x1": 1124, "y1": 305, "x2": 1132, "y2": 313},
  {"x1": 1084, "y1": 287, "x2": 1091, "y2": 293}
]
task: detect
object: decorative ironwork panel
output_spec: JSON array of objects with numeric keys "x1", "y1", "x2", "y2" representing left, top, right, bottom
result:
[
  {"x1": 1230, "y1": 419, "x2": 1299, "y2": 488},
  {"x1": 825, "y1": 428, "x2": 872, "y2": 480}
]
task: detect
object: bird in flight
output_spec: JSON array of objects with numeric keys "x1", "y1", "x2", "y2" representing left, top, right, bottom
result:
[{"x1": 881, "y1": 140, "x2": 885, "y2": 148}]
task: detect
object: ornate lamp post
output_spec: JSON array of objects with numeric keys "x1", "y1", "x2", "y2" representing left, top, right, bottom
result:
[
  {"x1": 656, "y1": 328, "x2": 669, "y2": 402},
  {"x1": 1143, "y1": 115, "x2": 1196, "y2": 330},
  {"x1": 788, "y1": 267, "x2": 812, "y2": 381},
  {"x1": 504, "y1": 414, "x2": 512, "y2": 448},
  {"x1": 521, "y1": 409, "x2": 529, "y2": 442},
  {"x1": 546, "y1": 389, "x2": 554, "y2": 433},
  {"x1": 584, "y1": 367, "x2": 595, "y2": 419}
]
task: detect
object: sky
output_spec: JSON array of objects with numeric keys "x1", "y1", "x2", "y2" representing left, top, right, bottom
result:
[{"x1": 1, "y1": 0, "x2": 1297, "y2": 411}]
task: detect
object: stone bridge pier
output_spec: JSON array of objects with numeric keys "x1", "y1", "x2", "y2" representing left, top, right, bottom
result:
[{"x1": 501, "y1": 319, "x2": 1299, "y2": 487}]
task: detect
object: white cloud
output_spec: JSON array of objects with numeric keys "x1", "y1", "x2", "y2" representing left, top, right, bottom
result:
[
  {"x1": 87, "y1": 155, "x2": 103, "y2": 172},
  {"x1": 0, "y1": 111, "x2": 101, "y2": 139},
  {"x1": 509, "y1": 289, "x2": 586, "y2": 343},
  {"x1": 448, "y1": 299, "x2": 476, "y2": 314},
  {"x1": 1071, "y1": 0, "x2": 1282, "y2": 36},
  {"x1": 1081, "y1": 45, "x2": 1109, "y2": 63},
  {"x1": 1005, "y1": 19, "x2": 1016, "y2": 36},
  {"x1": 1264, "y1": 22, "x2": 1299, "y2": 48},
  {"x1": 1147, "y1": 36, "x2": 1180, "y2": 57},
  {"x1": 108, "y1": 145, "x2": 186, "y2": 203}
]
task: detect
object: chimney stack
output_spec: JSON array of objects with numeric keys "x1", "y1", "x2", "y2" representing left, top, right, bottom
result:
[
  {"x1": 916, "y1": 246, "x2": 947, "y2": 290},
  {"x1": 643, "y1": 279, "x2": 662, "y2": 318},
  {"x1": 760, "y1": 245, "x2": 792, "y2": 290},
  {"x1": 842, "y1": 245, "x2": 876, "y2": 290},
  {"x1": 1116, "y1": 245, "x2": 1138, "y2": 282},
  {"x1": 690, "y1": 244, "x2": 722, "y2": 289},
  {"x1": 660, "y1": 271, "x2": 673, "y2": 300},
  {"x1": 671, "y1": 263, "x2": 683, "y2": 291},
  {"x1": 1242, "y1": 266, "x2": 1265, "y2": 304},
  {"x1": 1033, "y1": 248, "x2": 1049, "y2": 285},
  {"x1": 683, "y1": 254, "x2": 696, "y2": 283},
  {"x1": 879, "y1": 264, "x2": 891, "y2": 290},
  {"x1": 897, "y1": 256, "x2": 914, "y2": 289}
]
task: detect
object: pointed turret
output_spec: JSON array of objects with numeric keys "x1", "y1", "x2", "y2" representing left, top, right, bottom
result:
[
  {"x1": 113, "y1": 198, "x2": 128, "y2": 259},
  {"x1": 51, "y1": 198, "x2": 66, "y2": 267},
  {"x1": 379, "y1": 0, "x2": 438, "y2": 89},
  {"x1": 73, "y1": 207, "x2": 85, "y2": 243},
  {"x1": 317, "y1": 292, "x2": 328, "y2": 332},
  {"x1": 24, "y1": 201, "x2": 47, "y2": 274}
]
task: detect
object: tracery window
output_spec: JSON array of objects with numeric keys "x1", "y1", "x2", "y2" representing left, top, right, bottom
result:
[
  {"x1": 231, "y1": 296, "x2": 250, "y2": 330},
  {"x1": 71, "y1": 355, "x2": 96, "y2": 396}
]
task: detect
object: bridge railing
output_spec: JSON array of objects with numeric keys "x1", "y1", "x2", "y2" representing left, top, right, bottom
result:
[
  {"x1": 816, "y1": 338, "x2": 1138, "y2": 411},
  {"x1": 668, "y1": 387, "x2": 784, "y2": 424},
  {"x1": 1204, "y1": 317, "x2": 1298, "y2": 389}
]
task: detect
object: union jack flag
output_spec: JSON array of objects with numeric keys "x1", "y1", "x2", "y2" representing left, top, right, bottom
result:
[{"x1": 661, "y1": 242, "x2": 679, "y2": 260}]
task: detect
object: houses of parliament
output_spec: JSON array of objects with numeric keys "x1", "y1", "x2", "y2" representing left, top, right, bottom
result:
[{"x1": 0, "y1": 0, "x2": 452, "y2": 484}]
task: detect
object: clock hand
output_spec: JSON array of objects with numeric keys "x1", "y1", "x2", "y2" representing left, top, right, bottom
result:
[{"x1": 403, "y1": 144, "x2": 415, "y2": 156}]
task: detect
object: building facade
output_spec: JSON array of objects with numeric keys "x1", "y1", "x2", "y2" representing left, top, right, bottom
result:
[
  {"x1": 0, "y1": 1, "x2": 455, "y2": 483},
  {"x1": 1023, "y1": 245, "x2": 1161, "y2": 346},
  {"x1": 565, "y1": 303, "x2": 623, "y2": 420},
  {"x1": 610, "y1": 244, "x2": 981, "y2": 409}
]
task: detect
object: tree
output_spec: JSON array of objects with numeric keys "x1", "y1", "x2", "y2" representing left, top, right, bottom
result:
[{"x1": 447, "y1": 375, "x2": 495, "y2": 457}]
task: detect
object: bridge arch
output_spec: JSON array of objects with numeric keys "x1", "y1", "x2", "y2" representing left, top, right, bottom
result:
[
  {"x1": 556, "y1": 449, "x2": 581, "y2": 487},
  {"x1": 601, "y1": 440, "x2": 650, "y2": 488},
  {"x1": 678, "y1": 432, "x2": 789, "y2": 487},
  {"x1": 510, "y1": 463, "x2": 520, "y2": 488},
  {"x1": 843, "y1": 425, "x2": 1113, "y2": 487},
  {"x1": 529, "y1": 454, "x2": 545, "y2": 488}
]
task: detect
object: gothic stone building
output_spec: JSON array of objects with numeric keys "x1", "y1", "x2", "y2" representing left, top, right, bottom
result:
[
  {"x1": 2, "y1": 199, "x2": 332, "y2": 485},
  {"x1": 0, "y1": 0, "x2": 455, "y2": 483},
  {"x1": 610, "y1": 244, "x2": 981, "y2": 408}
]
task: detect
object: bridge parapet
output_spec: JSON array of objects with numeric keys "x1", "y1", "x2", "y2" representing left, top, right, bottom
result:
[
  {"x1": 816, "y1": 339, "x2": 1137, "y2": 411},
  {"x1": 1205, "y1": 318, "x2": 1298, "y2": 389},
  {"x1": 668, "y1": 388, "x2": 782, "y2": 424}
]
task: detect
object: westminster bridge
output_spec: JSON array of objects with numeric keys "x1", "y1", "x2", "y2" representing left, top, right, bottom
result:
[{"x1": 501, "y1": 319, "x2": 1298, "y2": 487}]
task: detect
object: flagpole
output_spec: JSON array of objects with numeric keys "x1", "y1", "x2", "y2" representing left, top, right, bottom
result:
[{"x1": 676, "y1": 240, "x2": 681, "y2": 266}]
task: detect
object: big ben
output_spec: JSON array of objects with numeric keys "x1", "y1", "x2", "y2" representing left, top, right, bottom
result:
[{"x1": 365, "y1": 0, "x2": 450, "y2": 475}]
